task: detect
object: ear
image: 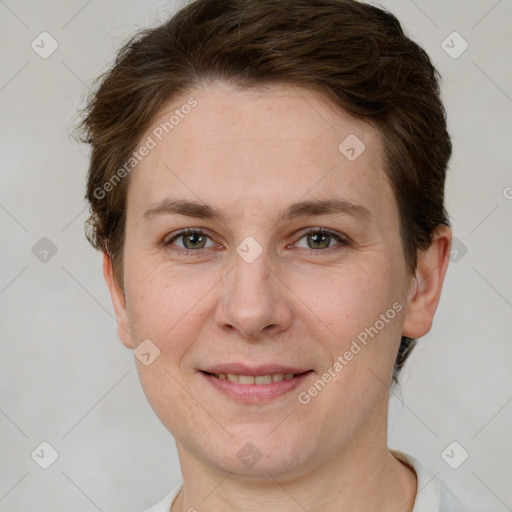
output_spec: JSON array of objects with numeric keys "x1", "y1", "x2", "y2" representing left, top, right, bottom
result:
[
  {"x1": 103, "y1": 251, "x2": 133, "y2": 349},
  {"x1": 402, "y1": 225, "x2": 452, "y2": 338}
]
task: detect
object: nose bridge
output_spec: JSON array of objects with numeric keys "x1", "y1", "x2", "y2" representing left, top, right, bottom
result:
[{"x1": 216, "y1": 243, "x2": 291, "y2": 338}]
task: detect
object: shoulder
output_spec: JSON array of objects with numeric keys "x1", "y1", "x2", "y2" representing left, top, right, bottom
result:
[
  {"x1": 142, "y1": 481, "x2": 183, "y2": 512},
  {"x1": 390, "y1": 449, "x2": 464, "y2": 512}
]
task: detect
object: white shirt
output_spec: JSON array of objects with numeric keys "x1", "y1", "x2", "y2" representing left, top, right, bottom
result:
[{"x1": 143, "y1": 450, "x2": 463, "y2": 512}]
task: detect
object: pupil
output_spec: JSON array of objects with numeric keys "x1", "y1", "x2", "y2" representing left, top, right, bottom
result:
[
  {"x1": 310, "y1": 232, "x2": 329, "y2": 249},
  {"x1": 186, "y1": 233, "x2": 204, "y2": 249}
]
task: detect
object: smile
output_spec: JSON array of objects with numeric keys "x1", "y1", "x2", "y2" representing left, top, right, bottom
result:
[
  {"x1": 206, "y1": 372, "x2": 298, "y2": 384},
  {"x1": 200, "y1": 370, "x2": 314, "y2": 403}
]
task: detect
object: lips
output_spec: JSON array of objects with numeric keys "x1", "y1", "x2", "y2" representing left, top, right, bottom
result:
[{"x1": 199, "y1": 364, "x2": 314, "y2": 404}]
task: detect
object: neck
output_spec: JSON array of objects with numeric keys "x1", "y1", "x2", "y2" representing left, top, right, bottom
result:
[{"x1": 171, "y1": 424, "x2": 417, "y2": 512}]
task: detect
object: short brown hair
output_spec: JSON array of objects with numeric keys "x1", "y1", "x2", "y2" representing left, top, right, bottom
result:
[{"x1": 78, "y1": 0, "x2": 452, "y2": 384}]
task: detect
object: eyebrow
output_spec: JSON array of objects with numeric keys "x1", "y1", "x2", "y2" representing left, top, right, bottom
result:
[{"x1": 142, "y1": 197, "x2": 372, "y2": 224}]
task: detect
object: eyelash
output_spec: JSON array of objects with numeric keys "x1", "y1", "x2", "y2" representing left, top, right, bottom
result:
[{"x1": 163, "y1": 227, "x2": 351, "y2": 257}]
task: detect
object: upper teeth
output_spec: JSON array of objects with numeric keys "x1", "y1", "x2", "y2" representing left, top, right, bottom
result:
[{"x1": 215, "y1": 373, "x2": 296, "y2": 384}]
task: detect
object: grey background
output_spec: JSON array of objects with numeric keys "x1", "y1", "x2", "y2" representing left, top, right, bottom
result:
[{"x1": 0, "y1": 0, "x2": 511, "y2": 510}]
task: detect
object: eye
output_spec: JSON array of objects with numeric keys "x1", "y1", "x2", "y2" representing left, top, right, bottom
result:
[
  {"x1": 164, "y1": 229, "x2": 217, "y2": 254},
  {"x1": 294, "y1": 227, "x2": 350, "y2": 251},
  {"x1": 163, "y1": 227, "x2": 350, "y2": 256}
]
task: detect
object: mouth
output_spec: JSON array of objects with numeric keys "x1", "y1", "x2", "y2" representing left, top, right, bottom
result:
[
  {"x1": 199, "y1": 369, "x2": 314, "y2": 404},
  {"x1": 201, "y1": 370, "x2": 307, "y2": 384}
]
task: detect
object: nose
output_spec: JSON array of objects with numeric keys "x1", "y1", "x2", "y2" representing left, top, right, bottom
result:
[{"x1": 215, "y1": 248, "x2": 293, "y2": 340}]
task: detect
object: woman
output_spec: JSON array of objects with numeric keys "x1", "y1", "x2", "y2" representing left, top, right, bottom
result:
[{"x1": 78, "y1": 1, "x2": 462, "y2": 510}]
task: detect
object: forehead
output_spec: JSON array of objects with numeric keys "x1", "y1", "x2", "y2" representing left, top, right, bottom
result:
[{"x1": 127, "y1": 81, "x2": 395, "y2": 228}]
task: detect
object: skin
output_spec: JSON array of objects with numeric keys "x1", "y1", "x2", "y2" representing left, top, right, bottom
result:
[{"x1": 103, "y1": 81, "x2": 451, "y2": 512}]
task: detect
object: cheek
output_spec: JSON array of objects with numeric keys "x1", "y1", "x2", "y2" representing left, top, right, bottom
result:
[
  {"x1": 288, "y1": 258, "x2": 404, "y2": 387},
  {"x1": 123, "y1": 260, "x2": 217, "y2": 346},
  {"x1": 288, "y1": 260, "x2": 397, "y2": 335}
]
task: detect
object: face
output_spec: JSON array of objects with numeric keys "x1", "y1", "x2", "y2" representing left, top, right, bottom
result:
[{"x1": 105, "y1": 81, "x2": 441, "y2": 479}]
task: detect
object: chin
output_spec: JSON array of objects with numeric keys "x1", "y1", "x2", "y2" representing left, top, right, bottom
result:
[{"x1": 198, "y1": 426, "x2": 316, "y2": 479}]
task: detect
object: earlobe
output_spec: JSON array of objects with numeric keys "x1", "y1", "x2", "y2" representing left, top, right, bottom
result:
[
  {"x1": 102, "y1": 251, "x2": 133, "y2": 349},
  {"x1": 401, "y1": 225, "x2": 452, "y2": 339}
]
